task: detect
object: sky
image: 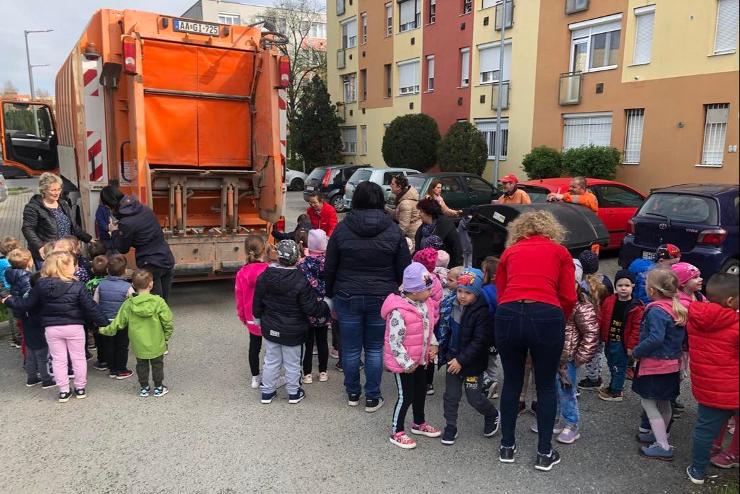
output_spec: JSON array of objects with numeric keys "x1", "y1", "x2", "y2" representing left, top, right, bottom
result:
[{"x1": 0, "y1": 0, "x2": 274, "y2": 95}]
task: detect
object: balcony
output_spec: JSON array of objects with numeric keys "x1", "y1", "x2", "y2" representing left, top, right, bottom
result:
[
  {"x1": 337, "y1": 49, "x2": 346, "y2": 69},
  {"x1": 490, "y1": 81, "x2": 510, "y2": 110},
  {"x1": 559, "y1": 72, "x2": 582, "y2": 105}
]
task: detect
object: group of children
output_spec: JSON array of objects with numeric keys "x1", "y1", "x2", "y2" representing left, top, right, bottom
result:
[{"x1": 1, "y1": 234, "x2": 174, "y2": 402}]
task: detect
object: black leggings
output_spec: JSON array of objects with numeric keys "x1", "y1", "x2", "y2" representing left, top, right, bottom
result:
[
  {"x1": 391, "y1": 366, "x2": 428, "y2": 434},
  {"x1": 303, "y1": 325, "x2": 329, "y2": 374},
  {"x1": 248, "y1": 333, "x2": 262, "y2": 377}
]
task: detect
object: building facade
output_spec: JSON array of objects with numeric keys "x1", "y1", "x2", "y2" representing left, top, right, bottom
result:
[{"x1": 328, "y1": 0, "x2": 738, "y2": 192}]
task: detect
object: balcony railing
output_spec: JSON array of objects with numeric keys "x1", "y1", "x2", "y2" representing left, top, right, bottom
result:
[
  {"x1": 337, "y1": 49, "x2": 346, "y2": 69},
  {"x1": 559, "y1": 71, "x2": 582, "y2": 105},
  {"x1": 491, "y1": 81, "x2": 510, "y2": 110}
]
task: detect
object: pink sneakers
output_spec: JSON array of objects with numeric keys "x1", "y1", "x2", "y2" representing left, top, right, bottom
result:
[
  {"x1": 410, "y1": 422, "x2": 442, "y2": 438},
  {"x1": 711, "y1": 451, "x2": 740, "y2": 469},
  {"x1": 556, "y1": 425, "x2": 581, "y2": 444},
  {"x1": 390, "y1": 432, "x2": 417, "y2": 449}
]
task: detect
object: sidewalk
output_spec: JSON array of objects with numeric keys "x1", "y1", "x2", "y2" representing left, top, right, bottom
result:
[{"x1": 0, "y1": 189, "x2": 32, "y2": 245}]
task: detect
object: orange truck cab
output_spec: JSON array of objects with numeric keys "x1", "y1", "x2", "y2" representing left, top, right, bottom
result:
[
  {"x1": 1, "y1": 9, "x2": 288, "y2": 278},
  {"x1": 0, "y1": 99, "x2": 58, "y2": 178}
]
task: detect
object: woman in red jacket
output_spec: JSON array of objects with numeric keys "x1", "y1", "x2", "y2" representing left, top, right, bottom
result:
[
  {"x1": 306, "y1": 193, "x2": 338, "y2": 237},
  {"x1": 494, "y1": 210, "x2": 576, "y2": 471}
]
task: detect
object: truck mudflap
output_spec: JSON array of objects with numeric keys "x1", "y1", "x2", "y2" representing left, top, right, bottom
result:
[{"x1": 167, "y1": 232, "x2": 268, "y2": 278}]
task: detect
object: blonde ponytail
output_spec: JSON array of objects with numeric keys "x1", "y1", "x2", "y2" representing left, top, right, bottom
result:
[
  {"x1": 647, "y1": 268, "x2": 688, "y2": 325},
  {"x1": 671, "y1": 296, "x2": 688, "y2": 326}
]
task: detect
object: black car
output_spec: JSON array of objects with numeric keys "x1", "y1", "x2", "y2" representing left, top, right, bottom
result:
[
  {"x1": 303, "y1": 164, "x2": 369, "y2": 212},
  {"x1": 406, "y1": 172, "x2": 500, "y2": 210}
]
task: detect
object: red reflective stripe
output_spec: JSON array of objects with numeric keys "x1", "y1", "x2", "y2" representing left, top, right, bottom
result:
[
  {"x1": 87, "y1": 139, "x2": 102, "y2": 159},
  {"x1": 83, "y1": 69, "x2": 97, "y2": 86}
]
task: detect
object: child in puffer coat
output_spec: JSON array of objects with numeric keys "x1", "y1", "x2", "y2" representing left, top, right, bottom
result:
[{"x1": 381, "y1": 262, "x2": 442, "y2": 449}]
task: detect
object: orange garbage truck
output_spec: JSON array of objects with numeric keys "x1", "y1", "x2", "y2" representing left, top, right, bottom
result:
[{"x1": 1, "y1": 9, "x2": 288, "y2": 278}]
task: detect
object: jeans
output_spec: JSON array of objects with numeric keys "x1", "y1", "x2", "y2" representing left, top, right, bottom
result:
[
  {"x1": 392, "y1": 366, "x2": 428, "y2": 433},
  {"x1": 691, "y1": 404, "x2": 739, "y2": 476},
  {"x1": 248, "y1": 333, "x2": 262, "y2": 377},
  {"x1": 303, "y1": 325, "x2": 329, "y2": 374},
  {"x1": 260, "y1": 340, "x2": 303, "y2": 395},
  {"x1": 25, "y1": 347, "x2": 52, "y2": 382},
  {"x1": 149, "y1": 266, "x2": 174, "y2": 302},
  {"x1": 443, "y1": 372, "x2": 498, "y2": 428},
  {"x1": 46, "y1": 324, "x2": 87, "y2": 393},
  {"x1": 136, "y1": 355, "x2": 165, "y2": 387},
  {"x1": 557, "y1": 361, "x2": 579, "y2": 427},
  {"x1": 584, "y1": 343, "x2": 604, "y2": 381},
  {"x1": 605, "y1": 341, "x2": 628, "y2": 393},
  {"x1": 495, "y1": 302, "x2": 565, "y2": 455},
  {"x1": 334, "y1": 293, "x2": 386, "y2": 400}
]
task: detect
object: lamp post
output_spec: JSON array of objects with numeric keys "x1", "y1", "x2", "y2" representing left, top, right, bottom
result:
[
  {"x1": 24, "y1": 28, "x2": 53, "y2": 137},
  {"x1": 493, "y1": 1, "x2": 507, "y2": 186}
]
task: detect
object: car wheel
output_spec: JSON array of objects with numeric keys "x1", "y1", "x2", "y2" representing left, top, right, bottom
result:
[
  {"x1": 330, "y1": 194, "x2": 344, "y2": 212},
  {"x1": 721, "y1": 259, "x2": 740, "y2": 276},
  {"x1": 289, "y1": 178, "x2": 304, "y2": 191}
]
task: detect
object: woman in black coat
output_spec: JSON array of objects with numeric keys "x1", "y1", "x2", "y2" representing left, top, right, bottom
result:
[
  {"x1": 22, "y1": 172, "x2": 91, "y2": 267},
  {"x1": 415, "y1": 198, "x2": 463, "y2": 267}
]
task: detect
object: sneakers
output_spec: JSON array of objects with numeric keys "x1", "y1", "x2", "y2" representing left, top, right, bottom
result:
[
  {"x1": 440, "y1": 425, "x2": 458, "y2": 445},
  {"x1": 410, "y1": 422, "x2": 442, "y2": 438},
  {"x1": 686, "y1": 466, "x2": 705, "y2": 485},
  {"x1": 10, "y1": 338, "x2": 21, "y2": 349},
  {"x1": 74, "y1": 388, "x2": 86, "y2": 399},
  {"x1": 347, "y1": 393, "x2": 361, "y2": 407},
  {"x1": 535, "y1": 449, "x2": 561, "y2": 471},
  {"x1": 115, "y1": 370, "x2": 133, "y2": 380},
  {"x1": 318, "y1": 372, "x2": 329, "y2": 382},
  {"x1": 329, "y1": 348, "x2": 339, "y2": 359},
  {"x1": 365, "y1": 397, "x2": 384, "y2": 413},
  {"x1": 41, "y1": 379, "x2": 56, "y2": 389},
  {"x1": 577, "y1": 377, "x2": 602, "y2": 390},
  {"x1": 598, "y1": 388, "x2": 624, "y2": 402},
  {"x1": 531, "y1": 421, "x2": 564, "y2": 435},
  {"x1": 711, "y1": 451, "x2": 740, "y2": 469},
  {"x1": 26, "y1": 377, "x2": 42, "y2": 387},
  {"x1": 335, "y1": 361, "x2": 343, "y2": 372},
  {"x1": 153, "y1": 386, "x2": 169, "y2": 397},
  {"x1": 390, "y1": 431, "x2": 417, "y2": 449},
  {"x1": 251, "y1": 375, "x2": 261, "y2": 389},
  {"x1": 261, "y1": 391, "x2": 277, "y2": 404},
  {"x1": 640, "y1": 442, "x2": 674, "y2": 461},
  {"x1": 288, "y1": 388, "x2": 306, "y2": 404},
  {"x1": 58, "y1": 391, "x2": 72, "y2": 403},
  {"x1": 302, "y1": 374, "x2": 313, "y2": 384},
  {"x1": 556, "y1": 425, "x2": 580, "y2": 444},
  {"x1": 93, "y1": 361, "x2": 109, "y2": 371},
  {"x1": 483, "y1": 412, "x2": 500, "y2": 437},
  {"x1": 499, "y1": 445, "x2": 516, "y2": 463},
  {"x1": 425, "y1": 384, "x2": 434, "y2": 395},
  {"x1": 139, "y1": 386, "x2": 151, "y2": 397}
]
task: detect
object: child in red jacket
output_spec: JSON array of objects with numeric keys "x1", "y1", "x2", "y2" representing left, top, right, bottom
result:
[
  {"x1": 598, "y1": 270, "x2": 643, "y2": 402},
  {"x1": 686, "y1": 273, "x2": 739, "y2": 485}
]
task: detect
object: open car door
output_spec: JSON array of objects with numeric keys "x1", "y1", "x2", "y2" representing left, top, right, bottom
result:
[{"x1": 0, "y1": 101, "x2": 58, "y2": 178}]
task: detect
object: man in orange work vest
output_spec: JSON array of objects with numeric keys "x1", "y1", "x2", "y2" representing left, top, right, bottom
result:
[
  {"x1": 494, "y1": 174, "x2": 532, "y2": 205},
  {"x1": 547, "y1": 176, "x2": 599, "y2": 213}
]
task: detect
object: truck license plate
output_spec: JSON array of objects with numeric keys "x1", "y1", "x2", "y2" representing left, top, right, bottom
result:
[{"x1": 173, "y1": 18, "x2": 220, "y2": 36}]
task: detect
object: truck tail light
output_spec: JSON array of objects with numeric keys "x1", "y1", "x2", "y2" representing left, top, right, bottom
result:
[
  {"x1": 627, "y1": 218, "x2": 635, "y2": 234},
  {"x1": 697, "y1": 228, "x2": 727, "y2": 246},
  {"x1": 278, "y1": 55, "x2": 290, "y2": 88},
  {"x1": 321, "y1": 169, "x2": 331, "y2": 188},
  {"x1": 122, "y1": 37, "x2": 137, "y2": 74}
]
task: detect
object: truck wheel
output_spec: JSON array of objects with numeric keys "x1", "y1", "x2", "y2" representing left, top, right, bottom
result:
[
  {"x1": 289, "y1": 178, "x2": 304, "y2": 191},
  {"x1": 721, "y1": 259, "x2": 739, "y2": 276},
  {"x1": 330, "y1": 194, "x2": 344, "y2": 212}
]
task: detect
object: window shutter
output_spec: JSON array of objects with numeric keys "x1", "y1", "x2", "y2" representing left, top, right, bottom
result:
[
  {"x1": 563, "y1": 114, "x2": 613, "y2": 150},
  {"x1": 715, "y1": 0, "x2": 740, "y2": 53},
  {"x1": 633, "y1": 11, "x2": 654, "y2": 64},
  {"x1": 400, "y1": 0, "x2": 415, "y2": 26},
  {"x1": 479, "y1": 46, "x2": 496, "y2": 75},
  {"x1": 427, "y1": 57, "x2": 435, "y2": 78},
  {"x1": 346, "y1": 19, "x2": 357, "y2": 38},
  {"x1": 398, "y1": 62, "x2": 415, "y2": 88},
  {"x1": 460, "y1": 49, "x2": 470, "y2": 85}
]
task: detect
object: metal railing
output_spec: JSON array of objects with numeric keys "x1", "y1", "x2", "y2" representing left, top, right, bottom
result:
[
  {"x1": 337, "y1": 49, "x2": 346, "y2": 69},
  {"x1": 559, "y1": 71, "x2": 582, "y2": 105},
  {"x1": 491, "y1": 81, "x2": 510, "y2": 110}
]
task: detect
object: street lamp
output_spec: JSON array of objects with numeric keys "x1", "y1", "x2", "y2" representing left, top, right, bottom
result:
[{"x1": 24, "y1": 28, "x2": 53, "y2": 99}]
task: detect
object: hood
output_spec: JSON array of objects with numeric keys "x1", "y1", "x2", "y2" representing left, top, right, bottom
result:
[
  {"x1": 260, "y1": 265, "x2": 300, "y2": 286},
  {"x1": 398, "y1": 186, "x2": 419, "y2": 203},
  {"x1": 129, "y1": 293, "x2": 160, "y2": 317},
  {"x1": 29, "y1": 194, "x2": 45, "y2": 208},
  {"x1": 629, "y1": 258, "x2": 654, "y2": 274},
  {"x1": 380, "y1": 292, "x2": 413, "y2": 319},
  {"x1": 37, "y1": 276, "x2": 75, "y2": 298},
  {"x1": 115, "y1": 195, "x2": 144, "y2": 217},
  {"x1": 344, "y1": 209, "x2": 394, "y2": 238},
  {"x1": 5, "y1": 268, "x2": 29, "y2": 285},
  {"x1": 688, "y1": 301, "x2": 739, "y2": 334}
]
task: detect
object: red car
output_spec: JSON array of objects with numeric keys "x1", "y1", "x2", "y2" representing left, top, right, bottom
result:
[{"x1": 518, "y1": 178, "x2": 645, "y2": 250}]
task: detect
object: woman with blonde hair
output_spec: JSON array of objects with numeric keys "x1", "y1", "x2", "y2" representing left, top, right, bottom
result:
[
  {"x1": 3, "y1": 252, "x2": 108, "y2": 403},
  {"x1": 493, "y1": 210, "x2": 577, "y2": 471}
]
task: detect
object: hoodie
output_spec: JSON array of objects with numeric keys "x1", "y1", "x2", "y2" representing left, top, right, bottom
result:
[
  {"x1": 111, "y1": 195, "x2": 175, "y2": 269},
  {"x1": 325, "y1": 209, "x2": 411, "y2": 297},
  {"x1": 99, "y1": 293, "x2": 174, "y2": 359}
]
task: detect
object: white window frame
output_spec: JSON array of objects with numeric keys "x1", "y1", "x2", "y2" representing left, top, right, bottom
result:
[
  {"x1": 714, "y1": 0, "x2": 739, "y2": 54},
  {"x1": 342, "y1": 73, "x2": 357, "y2": 103},
  {"x1": 386, "y1": 3, "x2": 393, "y2": 36},
  {"x1": 569, "y1": 14, "x2": 623, "y2": 73},
  {"x1": 337, "y1": 0, "x2": 346, "y2": 16},
  {"x1": 361, "y1": 13, "x2": 368, "y2": 44},
  {"x1": 460, "y1": 48, "x2": 471, "y2": 87},
  {"x1": 478, "y1": 40, "x2": 512, "y2": 84},
  {"x1": 399, "y1": 0, "x2": 421, "y2": 32},
  {"x1": 475, "y1": 119, "x2": 509, "y2": 160},
  {"x1": 341, "y1": 18, "x2": 358, "y2": 49},
  {"x1": 426, "y1": 55, "x2": 435, "y2": 91},
  {"x1": 361, "y1": 125, "x2": 368, "y2": 155},
  {"x1": 341, "y1": 126, "x2": 358, "y2": 155},
  {"x1": 623, "y1": 109, "x2": 645, "y2": 164},
  {"x1": 309, "y1": 22, "x2": 326, "y2": 38},
  {"x1": 218, "y1": 13, "x2": 240, "y2": 25},
  {"x1": 562, "y1": 112, "x2": 613, "y2": 150},
  {"x1": 429, "y1": 0, "x2": 437, "y2": 23},
  {"x1": 397, "y1": 59, "x2": 420, "y2": 95},
  {"x1": 482, "y1": 0, "x2": 496, "y2": 9},
  {"x1": 701, "y1": 103, "x2": 729, "y2": 166},
  {"x1": 632, "y1": 5, "x2": 655, "y2": 65}
]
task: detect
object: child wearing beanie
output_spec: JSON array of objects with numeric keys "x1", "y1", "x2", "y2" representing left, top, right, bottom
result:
[
  {"x1": 598, "y1": 269, "x2": 644, "y2": 402},
  {"x1": 380, "y1": 262, "x2": 443, "y2": 449},
  {"x1": 437, "y1": 268, "x2": 500, "y2": 445},
  {"x1": 672, "y1": 262, "x2": 705, "y2": 305}
]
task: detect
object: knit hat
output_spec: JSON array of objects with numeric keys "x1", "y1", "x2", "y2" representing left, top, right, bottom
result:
[
  {"x1": 276, "y1": 240, "x2": 300, "y2": 266},
  {"x1": 578, "y1": 250, "x2": 599, "y2": 275},
  {"x1": 457, "y1": 268, "x2": 483, "y2": 297},
  {"x1": 671, "y1": 262, "x2": 701, "y2": 286},
  {"x1": 656, "y1": 243, "x2": 681, "y2": 261},
  {"x1": 412, "y1": 247, "x2": 438, "y2": 273},
  {"x1": 436, "y1": 250, "x2": 450, "y2": 269},
  {"x1": 308, "y1": 229, "x2": 328, "y2": 253},
  {"x1": 402, "y1": 262, "x2": 433, "y2": 294},
  {"x1": 614, "y1": 269, "x2": 636, "y2": 284}
]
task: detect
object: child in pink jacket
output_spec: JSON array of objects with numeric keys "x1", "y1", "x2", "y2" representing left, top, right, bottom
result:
[
  {"x1": 235, "y1": 235, "x2": 271, "y2": 389},
  {"x1": 381, "y1": 262, "x2": 443, "y2": 449}
]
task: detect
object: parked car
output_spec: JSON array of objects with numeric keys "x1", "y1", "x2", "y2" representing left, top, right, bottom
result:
[
  {"x1": 286, "y1": 169, "x2": 307, "y2": 191},
  {"x1": 343, "y1": 167, "x2": 419, "y2": 210},
  {"x1": 0, "y1": 172, "x2": 7, "y2": 203},
  {"x1": 303, "y1": 164, "x2": 369, "y2": 211},
  {"x1": 519, "y1": 177, "x2": 645, "y2": 250},
  {"x1": 619, "y1": 183, "x2": 739, "y2": 278},
  {"x1": 406, "y1": 172, "x2": 500, "y2": 211}
]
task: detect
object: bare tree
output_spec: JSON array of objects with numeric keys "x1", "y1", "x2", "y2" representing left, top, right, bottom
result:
[{"x1": 2, "y1": 80, "x2": 18, "y2": 96}]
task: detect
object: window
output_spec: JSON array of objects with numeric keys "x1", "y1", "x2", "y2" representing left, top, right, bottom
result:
[
  {"x1": 384, "y1": 64, "x2": 392, "y2": 97},
  {"x1": 563, "y1": 112, "x2": 612, "y2": 149},
  {"x1": 386, "y1": 3, "x2": 393, "y2": 36},
  {"x1": 398, "y1": 59, "x2": 420, "y2": 95},
  {"x1": 495, "y1": 0, "x2": 514, "y2": 30},
  {"x1": 309, "y1": 22, "x2": 326, "y2": 38},
  {"x1": 482, "y1": 0, "x2": 496, "y2": 9},
  {"x1": 624, "y1": 109, "x2": 644, "y2": 164},
  {"x1": 383, "y1": 172, "x2": 397, "y2": 185},
  {"x1": 715, "y1": 0, "x2": 739, "y2": 54},
  {"x1": 460, "y1": 48, "x2": 471, "y2": 87},
  {"x1": 426, "y1": 55, "x2": 435, "y2": 91},
  {"x1": 565, "y1": 0, "x2": 589, "y2": 14},
  {"x1": 218, "y1": 13, "x2": 240, "y2": 25},
  {"x1": 429, "y1": 0, "x2": 437, "y2": 23},
  {"x1": 360, "y1": 69, "x2": 367, "y2": 100},
  {"x1": 464, "y1": 176, "x2": 494, "y2": 194},
  {"x1": 361, "y1": 13, "x2": 368, "y2": 44},
  {"x1": 475, "y1": 119, "x2": 509, "y2": 159},
  {"x1": 639, "y1": 193, "x2": 718, "y2": 225},
  {"x1": 399, "y1": 0, "x2": 421, "y2": 32},
  {"x1": 479, "y1": 41, "x2": 512, "y2": 84},
  {"x1": 570, "y1": 15, "x2": 622, "y2": 72},
  {"x1": 633, "y1": 6, "x2": 655, "y2": 64},
  {"x1": 342, "y1": 73, "x2": 357, "y2": 103},
  {"x1": 594, "y1": 186, "x2": 644, "y2": 208},
  {"x1": 361, "y1": 126, "x2": 368, "y2": 155},
  {"x1": 701, "y1": 103, "x2": 729, "y2": 166},
  {"x1": 337, "y1": 0, "x2": 345, "y2": 16},
  {"x1": 341, "y1": 18, "x2": 358, "y2": 48},
  {"x1": 341, "y1": 127, "x2": 357, "y2": 154},
  {"x1": 463, "y1": 0, "x2": 473, "y2": 14}
]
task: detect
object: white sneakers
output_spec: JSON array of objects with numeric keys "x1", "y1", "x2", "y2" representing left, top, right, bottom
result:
[{"x1": 251, "y1": 375, "x2": 261, "y2": 389}]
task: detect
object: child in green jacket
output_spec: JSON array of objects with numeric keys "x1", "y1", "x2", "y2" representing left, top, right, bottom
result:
[{"x1": 100, "y1": 269, "x2": 174, "y2": 397}]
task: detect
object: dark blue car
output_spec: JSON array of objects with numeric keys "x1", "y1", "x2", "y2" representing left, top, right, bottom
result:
[{"x1": 619, "y1": 184, "x2": 739, "y2": 278}]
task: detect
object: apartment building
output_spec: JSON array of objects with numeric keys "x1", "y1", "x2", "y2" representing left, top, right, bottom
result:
[{"x1": 328, "y1": 0, "x2": 738, "y2": 192}]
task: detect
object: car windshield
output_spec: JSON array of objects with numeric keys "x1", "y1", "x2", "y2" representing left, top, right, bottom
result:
[
  {"x1": 408, "y1": 176, "x2": 426, "y2": 192},
  {"x1": 349, "y1": 169, "x2": 372, "y2": 184},
  {"x1": 638, "y1": 193, "x2": 719, "y2": 225},
  {"x1": 307, "y1": 168, "x2": 327, "y2": 181}
]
